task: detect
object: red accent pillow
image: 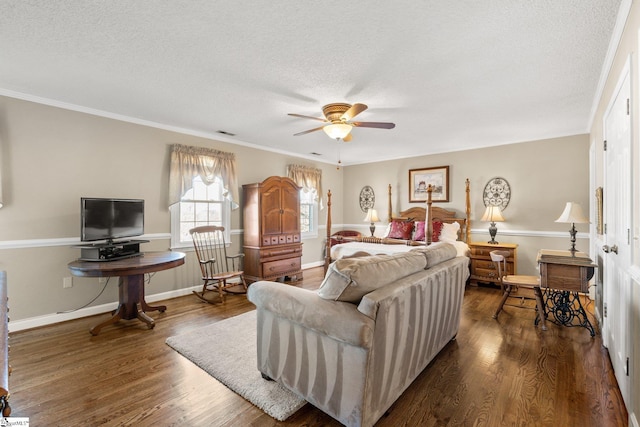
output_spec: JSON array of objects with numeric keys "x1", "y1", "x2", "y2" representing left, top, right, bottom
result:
[
  {"x1": 387, "y1": 220, "x2": 414, "y2": 240},
  {"x1": 432, "y1": 221, "x2": 444, "y2": 242},
  {"x1": 413, "y1": 221, "x2": 425, "y2": 241}
]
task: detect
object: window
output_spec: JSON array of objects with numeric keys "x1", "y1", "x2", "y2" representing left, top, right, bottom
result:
[
  {"x1": 300, "y1": 189, "x2": 318, "y2": 239},
  {"x1": 170, "y1": 176, "x2": 230, "y2": 248},
  {"x1": 286, "y1": 164, "x2": 323, "y2": 240}
]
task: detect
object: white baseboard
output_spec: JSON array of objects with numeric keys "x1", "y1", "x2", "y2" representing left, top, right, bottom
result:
[
  {"x1": 9, "y1": 261, "x2": 324, "y2": 333},
  {"x1": 9, "y1": 285, "x2": 200, "y2": 333}
]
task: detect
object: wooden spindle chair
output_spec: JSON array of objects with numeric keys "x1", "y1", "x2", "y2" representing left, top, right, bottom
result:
[
  {"x1": 190, "y1": 226, "x2": 247, "y2": 304},
  {"x1": 491, "y1": 250, "x2": 547, "y2": 330}
]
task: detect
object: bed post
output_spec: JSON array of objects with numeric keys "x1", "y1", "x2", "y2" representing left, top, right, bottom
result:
[
  {"x1": 387, "y1": 184, "x2": 392, "y2": 222},
  {"x1": 465, "y1": 178, "x2": 471, "y2": 243},
  {"x1": 426, "y1": 185, "x2": 433, "y2": 245},
  {"x1": 324, "y1": 189, "x2": 332, "y2": 273}
]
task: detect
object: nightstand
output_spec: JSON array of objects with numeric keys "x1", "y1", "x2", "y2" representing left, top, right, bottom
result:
[{"x1": 468, "y1": 242, "x2": 518, "y2": 286}]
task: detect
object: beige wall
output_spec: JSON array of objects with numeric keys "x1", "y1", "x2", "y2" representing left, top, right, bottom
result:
[
  {"x1": 0, "y1": 94, "x2": 591, "y2": 326},
  {"x1": 0, "y1": 96, "x2": 343, "y2": 323},
  {"x1": 1, "y1": 3, "x2": 636, "y2": 421},
  {"x1": 341, "y1": 135, "x2": 591, "y2": 275}
]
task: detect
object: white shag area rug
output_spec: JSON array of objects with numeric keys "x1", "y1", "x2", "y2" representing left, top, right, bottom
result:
[{"x1": 165, "y1": 310, "x2": 306, "y2": 421}]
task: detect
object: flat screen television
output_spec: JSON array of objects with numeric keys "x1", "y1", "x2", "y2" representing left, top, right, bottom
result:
[{"x1": 81, "y1": 198, "x2": 145, "y2": 243}]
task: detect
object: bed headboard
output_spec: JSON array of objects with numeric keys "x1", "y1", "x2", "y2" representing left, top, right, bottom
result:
[
  {"x1": 324, "y1": 179, "x2": 471, "y2": 273},
  {"x1": 395, "y1": 206, "x2": 468, "y2": 243},
  {"x1": 390, "y1": 178, "x2": 471, "y2": 243}
]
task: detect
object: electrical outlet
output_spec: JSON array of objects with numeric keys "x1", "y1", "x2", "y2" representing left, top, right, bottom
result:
[
  {"x1": 63, "y1": 277, "x2": 73, "y2": 288},
  {"x1": 98, "y1": 277, "x2": 107, "y2": 284}
]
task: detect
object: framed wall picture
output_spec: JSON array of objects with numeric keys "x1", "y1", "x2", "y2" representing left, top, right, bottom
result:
[{"x1": 409, "y1": 166, "x2": 449, "y2": 203}]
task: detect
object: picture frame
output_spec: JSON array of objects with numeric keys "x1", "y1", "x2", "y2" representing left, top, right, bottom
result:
[{"x1": 409, "y1": 166, "x2": 449, "y2": 203}]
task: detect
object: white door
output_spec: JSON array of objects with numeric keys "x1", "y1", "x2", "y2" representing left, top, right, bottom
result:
[{"x1": 603, "y1": 59, "x2": 631, "y2": 406}]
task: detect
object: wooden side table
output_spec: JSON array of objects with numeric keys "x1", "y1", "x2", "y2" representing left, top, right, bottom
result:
[
  {"x1": 468, "y1": 242, "x2": 518, "y2": 285},
  {"x1": 537, "y1": 249, "x2": 597, "y2": 336}
]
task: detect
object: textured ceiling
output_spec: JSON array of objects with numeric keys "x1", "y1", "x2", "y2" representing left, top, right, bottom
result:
[{"x1": 0, "y1": 1, "x2": 622, "y2": 165}]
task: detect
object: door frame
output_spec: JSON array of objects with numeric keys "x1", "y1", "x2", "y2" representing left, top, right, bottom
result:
[{"x1": 601, "y1": 54, "x2": 632, "y2": 405}]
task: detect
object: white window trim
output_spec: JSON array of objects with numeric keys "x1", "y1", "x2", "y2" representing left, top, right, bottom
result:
[
  {"x1": 170, "y1": 177, "x2": 232, "y2": 249},
  {"x1": 300, "y1": 189, "x2": 319, "y2": 240}
]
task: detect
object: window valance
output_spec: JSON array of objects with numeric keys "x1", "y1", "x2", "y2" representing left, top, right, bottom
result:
[
  {"x1": 169, "y1": 144, "x2": 239, "y2": 208},
  {"x1": 287, "y1": 164, "x2": 323, "y2": 209}
]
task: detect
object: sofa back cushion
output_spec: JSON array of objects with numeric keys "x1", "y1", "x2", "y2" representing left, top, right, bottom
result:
[
  {"x1": 317, "y1": 252, "x2": 427, "y2": 303},
  {"x1": 411, "y1": 242, "x2": 458, "y2": 268}
]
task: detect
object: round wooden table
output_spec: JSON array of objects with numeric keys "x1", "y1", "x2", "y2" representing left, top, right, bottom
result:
[{"x1": 68, "y1": 251, "x2": 186, "y2": 335}]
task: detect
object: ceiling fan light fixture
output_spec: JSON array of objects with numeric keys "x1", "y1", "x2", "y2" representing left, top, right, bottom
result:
[{"x1": 323, "y1": 123, "x2": 352, "y2": 140}]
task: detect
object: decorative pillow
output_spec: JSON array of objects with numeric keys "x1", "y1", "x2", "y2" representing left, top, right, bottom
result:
[
  {"x1": 432, "y1": 220, "x2": 443, "y2": 242},
  {"x1": 387, "y1": 220, "x2": 414, "y2": 240},
  {"x1": 413, "y1": 221, "x2": 425, "y2": 241},
  {"x1": 440, "y1": 221, "x2": 460, "y2": 242},
  {"x1": 317, "y1": 252, "x2": 427, "y2": 303}
]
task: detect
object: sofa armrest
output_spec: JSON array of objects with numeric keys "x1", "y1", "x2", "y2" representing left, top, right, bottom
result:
[{"x1": 247, "y1": 281, "x2": 375, "y2": 348}]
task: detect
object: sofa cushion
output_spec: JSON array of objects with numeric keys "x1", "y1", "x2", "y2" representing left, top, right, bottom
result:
[
  {"x1": 317, "y1": 251, "x2": 427, "y2": 303},
  {"x1": 247, "y1": 282, "x2": 375, "y2": 348},
  {"x1": 411, "y1": 242, "x2": 458, "y2": 268}
]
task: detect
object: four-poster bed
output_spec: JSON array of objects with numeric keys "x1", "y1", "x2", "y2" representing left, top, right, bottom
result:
[{"x1": 324, "y1": 179, "x2": 471, "y2": 271}]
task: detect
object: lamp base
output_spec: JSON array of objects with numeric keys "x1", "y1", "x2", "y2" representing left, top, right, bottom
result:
[
  {"x1": 369, "y1": 223, "x2": 376, "y2": 237},
  {"x1": 568, "y1": 223, "x2": 577, "y2": 253},
  {"x1": 487, "y1": 222, "x2": 499, "y2": 244}
]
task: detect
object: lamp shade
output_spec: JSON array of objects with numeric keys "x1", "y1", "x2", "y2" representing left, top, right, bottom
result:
[
  {"x1": 481, "y1": 205, "x2": 505, "y2": 222},
  {"x1": 364, "y1": 208, "x2": 380, "y2": 223},
  {"x1": 323, "y1": 123, "x2": 352, "y2": 140},
  {"x1": 555, "y1": 202, "x2": 589, "y2": 224}
]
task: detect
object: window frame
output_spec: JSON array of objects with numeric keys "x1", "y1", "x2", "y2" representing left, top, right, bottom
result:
[
  {"x1": 170, "y1": 177, "x2": 231, "y2": 249},
  {"x1": 299, "y1": 188, "x2": 319, "y2": 240}
]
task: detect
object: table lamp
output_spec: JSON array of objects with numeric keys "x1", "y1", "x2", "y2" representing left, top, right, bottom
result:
[
  {"x1": 481, "y1": 205, "x2": 505, "y2": 244},
  {"x1": 555, "y1": 202, "x2": 589, "y2": 253},
  {"x1": 364, "y1": 208, "x2": 380, "y2": 237}
]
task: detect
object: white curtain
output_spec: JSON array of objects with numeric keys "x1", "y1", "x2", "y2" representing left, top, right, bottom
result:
[
  {"x1": 287, "y1": 164, "x2": 323, "y2": 209},
  {"x1": 169, "y1": 144, "x2": 239, "y2": 208}
]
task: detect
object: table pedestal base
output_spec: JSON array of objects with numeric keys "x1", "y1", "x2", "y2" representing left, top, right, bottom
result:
[
  {"x1": 90, "y1": 274, "x2": 166, "y2": 336},
  {"x1": 542, "y1": 289, "x2": 595, "y2": 337}
]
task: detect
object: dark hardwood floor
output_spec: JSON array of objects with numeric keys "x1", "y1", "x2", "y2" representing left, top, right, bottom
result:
[{"x1": 8, "y1": 267, "x2": 627, "y2": 426}]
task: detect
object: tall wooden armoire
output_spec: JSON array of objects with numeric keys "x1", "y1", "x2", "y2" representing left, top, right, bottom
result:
[{"x1": 242, "y1": 176, "x2": 303, "y2": 283}]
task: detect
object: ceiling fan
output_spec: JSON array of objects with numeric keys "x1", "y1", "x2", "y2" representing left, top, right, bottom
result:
[{"x1": 288, "y1": 103, "x2": 395, "y2": 142}]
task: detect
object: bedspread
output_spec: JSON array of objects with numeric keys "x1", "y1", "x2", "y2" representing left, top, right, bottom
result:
[{"x1": 331, "y1": 240, "x2": 470, "y2": 260}]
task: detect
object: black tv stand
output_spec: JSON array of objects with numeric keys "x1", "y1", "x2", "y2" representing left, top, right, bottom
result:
[{"x1": 75, "y1": 239, "x2": 149, "y2": 262}]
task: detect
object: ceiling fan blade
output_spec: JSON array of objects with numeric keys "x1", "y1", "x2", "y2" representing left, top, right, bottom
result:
[
  {"x1": 293, "y1": 125, "x2": 325, "y2": 136},
  {"x1": 352, "y1": 121, "x2": 396, "y2": 129},
  {"x1": 288, "y1": 113, "x2": 327, "y2": 122},
  {"x1": 343, "y1": 133, "x2": 353, "y2": 142},
  {"x1": 341, "y1": 103, "x2": 368, "y2": 121}
]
